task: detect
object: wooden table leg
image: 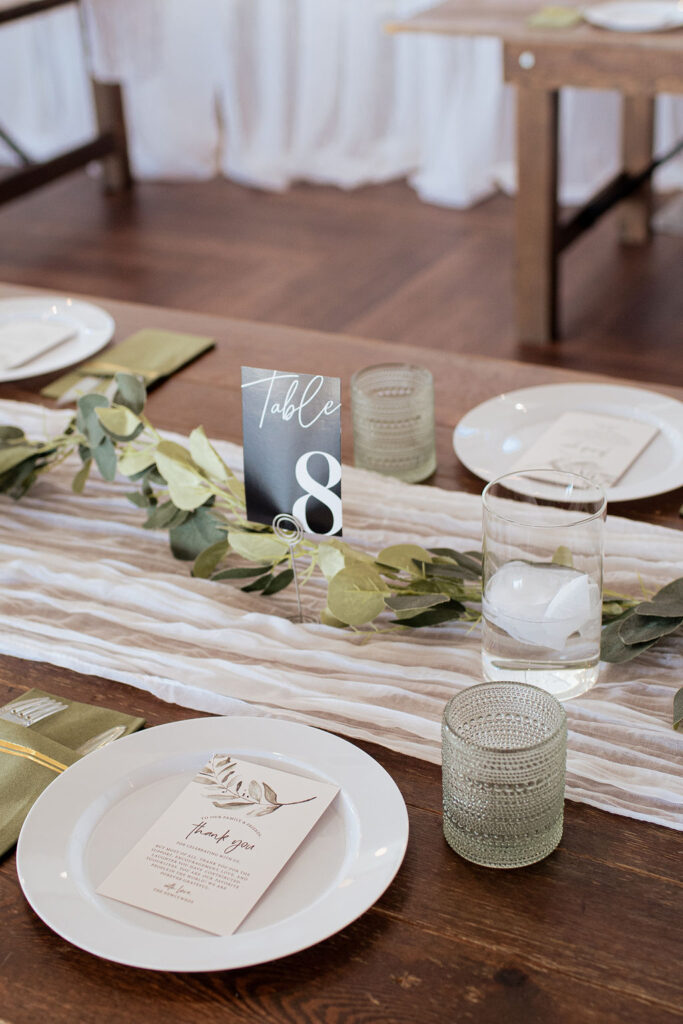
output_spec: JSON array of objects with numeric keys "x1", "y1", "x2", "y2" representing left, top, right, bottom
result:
[
  {"x1": 91, "y1": 81, "x2": 132, "y2": 193},
  {"x1": 515, "y1": 85, "x2": 559, "y2": 343},
  {"x1": 619, "y1": 94, "x2": 654, "y2": 245}
]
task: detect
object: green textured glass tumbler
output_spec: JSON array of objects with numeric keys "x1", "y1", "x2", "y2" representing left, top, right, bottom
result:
[{"x1": 442, "y1": 682, "x2": 567, "y2": 868}]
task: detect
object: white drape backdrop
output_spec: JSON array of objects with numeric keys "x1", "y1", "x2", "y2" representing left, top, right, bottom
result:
[{"x1": 2, "y1": 0, "x2": 682, "y2": 207}]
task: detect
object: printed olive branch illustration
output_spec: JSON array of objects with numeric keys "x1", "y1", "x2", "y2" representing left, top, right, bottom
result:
[{"x1": 194, "y1": 754, "x2": 316, "y2": 816}]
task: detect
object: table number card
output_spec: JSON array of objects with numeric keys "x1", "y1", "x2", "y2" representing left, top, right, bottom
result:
[
  {"x1": 241, "y1": 366, "x2": 342, "y2": 536},
  {"x1": 511, "y1": 410, "x2": 659, "y2": 488},
  {"x1": 97, "y1": 755, "x2": 339, "y2": 936}
]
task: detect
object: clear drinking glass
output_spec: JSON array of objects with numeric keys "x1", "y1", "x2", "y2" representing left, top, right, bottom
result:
[
  {"x1": 351, "y1": 364, "x2": 437, "y2": 483},
  {"x1": 442, "y1": 682, "x2": 567, "y2": 868},
  {"x1": 481, "y1": 470, "x2": 606, "y2": 700}
]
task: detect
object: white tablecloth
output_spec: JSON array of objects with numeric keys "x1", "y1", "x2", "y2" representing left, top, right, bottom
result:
[
  {"x1": 1, "y1": 1, "x2": 681, "y2": 205},
  {"x1": 0, "y1": 399, "x2": 681, "y2": 829}
]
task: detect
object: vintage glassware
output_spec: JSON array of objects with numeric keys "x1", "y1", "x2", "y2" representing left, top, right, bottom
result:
[
  {"x1": 351, "y1": 364, "x2": 436, "y2": 483},
  {"x1": 481, "y1": 470, "x2": 606, "y2": 700},
  {"x1": 441, "y1": 682, "x2": 567, "y2": 868}
]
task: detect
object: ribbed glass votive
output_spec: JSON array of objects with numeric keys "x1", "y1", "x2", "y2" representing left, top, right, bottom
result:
[
  {"x1": 351, "y1": 363, "x2": 436, "y2": 483},
  {"x1": 441, "y1": 682, "x2": 567, "y2": 868}
]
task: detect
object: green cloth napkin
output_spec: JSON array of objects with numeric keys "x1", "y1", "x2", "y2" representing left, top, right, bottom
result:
[
  {"x1": 41, "y1": 328, "x2": 215, "y2": 400},
  {"x1": 528, "y1": 6, "x2": 582, "y2": 27},
  {"x1": 0, "y1": 688, "x2": 145, "y2": 857}
]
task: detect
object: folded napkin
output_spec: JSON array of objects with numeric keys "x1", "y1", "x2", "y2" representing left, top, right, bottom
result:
[
  {"x1": 41, "y1": 328, "x2": 215, "y2": 401},
  {"x1": 0, "y1": 321, "x2": 75, "y2": 371},
  {"x1": 0, "y1": 688, "x2": 145, "y2": 857}
]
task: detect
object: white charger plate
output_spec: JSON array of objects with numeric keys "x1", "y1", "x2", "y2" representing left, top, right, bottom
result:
[
  {"x1": 0, "y1": 296, "x2": 114, "y2": 382},
  {"x1": 453, "y1": 382, "x2": 683, "y2": 502},
  {"x1": 17, "y1": 716, "x2": 409, "y2": 972},
  {"x1": 583, "y1": 1, "x2": 683, "y2": 31}
]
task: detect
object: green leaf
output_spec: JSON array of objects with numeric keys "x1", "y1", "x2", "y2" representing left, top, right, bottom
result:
[
  {"x1": 651, "y1": 578, "x2": 683, "y2": 604},
  {"x1": 397, "y1": 600, "x2": 467, "y2": 627},
  {"x1": 385, "y1": 593, "x2": 451, "y2": 614},
  {"x1": 0, "y1": 444, "x2": 48, "y2": 475},
  {"x1": 327, "y1": 565, "x2": 390, "y2": 626},
  {"x1": 635, "y1": 600, "x2": 683, "y2": 618},
  {"x1": 117, "y1": 447, "x2": 157, "y2": 477},
  {"x1": 213, "y1": 565, "x2": 271, "y2": 580},
  {"x1": 0, "y1": 425, "x2": 25, "y2": 442},
  {"x1": 552, "y1": 545, "x2": 574, "y2": 568},
  {"x1": 76, "y1": 394, "x2": 108, "y2": 448},
  {"x1": 600, "y1": 619, "x2": 660, "y2": 663},
  {"x1": 377, "y1": 544, "x2": 434, "y2": 573},
  {"x1": 156, "y1": 446, "x2": 214, "y2": 511},
  {"x1": 242, "y1": 573, "x2": 274, "y2": 592},
  {"x1": 262, "y1": 568, "x2": 294, "y2": 595},
  {"x1": 113, "y1": 373, "x2": 146, "y2": 415},
  {"x1": 419, "y1": 561, "x2": 480, "y2": 581},
  {"x1": 126, "y1": 491, "x2": 152, "y2": 509},
  {"x1": 674, "y1": 688, "x2": 683, "y2": 731},
  {"x1": 618, "y1": 614, "x2": 683, "y2": 645},
  {"x1": 144, "y1": 500, "x2": 189, "y2": 531},
  {"x1": 189, "y1": 426, "x2": 232, "y2": 484},
  {"x1": 169, "y1": 506, "x2": 227, "y2": 561},
  {"x1": 320, "y1": 606, "x2": 348, "y2": 628},
  {"x1": 228, "y1": 530, "x2": 288, "y2": 563},
  {"x1": 96, "y1": 404, "x2": 144, "y2": 443},
  {"x1": 317, "y1": 542, "x2": 347, "y2": 581},
  {"x1": 92, "y1": 437, "x2": 117, "y2": 481},
  {"x1": 72, "y1": 459, "x2": 92, "y2": 494},
  {"x1": 429, "y1": 548, "x2": 483, "y2": 575},
  {"x1": 192, "y1": 540, "x2": 229, "y2": 578}
]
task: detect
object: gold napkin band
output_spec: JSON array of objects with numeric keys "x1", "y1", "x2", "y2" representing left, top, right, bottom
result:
[{"x1": 0, "y1": 738, "x2": 67, "y2": 774}]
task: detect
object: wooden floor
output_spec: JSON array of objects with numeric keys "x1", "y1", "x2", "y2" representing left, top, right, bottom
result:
[{"x1": 0, "y1": 171, "x2": 681, "y2": 384}]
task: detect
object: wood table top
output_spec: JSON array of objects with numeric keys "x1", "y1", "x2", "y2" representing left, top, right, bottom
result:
[
  {"x1": 0, "y1": 285, "x2": 681, "y2": 1024},
  {"x1": 386, "y1": 0, "x2": 683, "y2": 51}
]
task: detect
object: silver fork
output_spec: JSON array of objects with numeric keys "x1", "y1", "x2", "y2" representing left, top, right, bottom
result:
[{"x1": 0, "y1": 696, "x2": 69, "y2": 727}]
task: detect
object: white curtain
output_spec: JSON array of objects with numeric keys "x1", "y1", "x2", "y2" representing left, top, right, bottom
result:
[{"x1": 1, "y1": 0, "x2": 681, "y2": 207}]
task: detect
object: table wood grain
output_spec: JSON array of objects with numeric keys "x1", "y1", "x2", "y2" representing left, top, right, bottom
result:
[{"x1": 0, "y1": 286, "x2": 681, "y2": 1024}]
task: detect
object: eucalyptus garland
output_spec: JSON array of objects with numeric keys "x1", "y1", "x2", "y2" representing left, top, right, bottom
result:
[{"x1": 1, "y1": 374, "x2": 682, "y2": 695}]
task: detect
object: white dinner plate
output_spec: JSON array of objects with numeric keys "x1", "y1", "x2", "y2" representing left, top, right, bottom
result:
[
  {"x1": 17, "y1": 716, "x2": 409, "y2": 972},
  {"x1": 453, "y1": 382, "x2": 683, "y2": 502},
  {"x1": 0, "y1": 296, "x2": 114, "y2": 382},
  {"x1": 583, "y1": 0, "x2": 683, "y2": 31}
]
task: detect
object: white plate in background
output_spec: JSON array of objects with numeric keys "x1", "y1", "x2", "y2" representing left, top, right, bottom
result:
[
  {"x1": 0, "y1": 296, "x2": 114, "y2": 382},
  {"x1": 453, "y1": 382, "x2": 683, "y2": 502},
  {"x1": 17, "y1": 716, "x2": 409, "y2": 972},
  {"x1": 583, "y1": 1, "x2": 683, "y2": 31}
]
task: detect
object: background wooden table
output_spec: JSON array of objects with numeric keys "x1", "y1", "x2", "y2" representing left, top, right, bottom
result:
[
  {"x1": 0, "y1": 287, "x2": 681, "y2": 1024},
  {"x1": 389, "y1": 0, "x2": 683, "y2": 343}
]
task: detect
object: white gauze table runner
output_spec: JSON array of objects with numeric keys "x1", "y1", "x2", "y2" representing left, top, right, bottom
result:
[{"x1": 0, "y1": 400, "x2": 681, "y2": 830}]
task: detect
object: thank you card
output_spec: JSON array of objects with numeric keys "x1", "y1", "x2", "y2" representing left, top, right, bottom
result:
[
  {"x1": 97, "y1": 754, "x2": 339, "y2": 936},
  {"x1": 241, "y1": 366, "x2": 342, "y2": 535}
]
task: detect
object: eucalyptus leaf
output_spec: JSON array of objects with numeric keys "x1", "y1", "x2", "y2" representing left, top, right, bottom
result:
[
  {"x1": 72, "y1": 459, "x2": 92, "y2": 494},
  {"x1": 397, "y1": 600, "x2": 467, "y2": 628},
  {"x1": 189, "y1": 426, "x2": 232, "y2": 484},
  {"x1": 635, "y1": 600, "x2": 683, "y2": 618},
  {"x1": 92, "y1": 437, "x2": 117, "y2": 481},
  {"x1": 96, "y1": 404, "x2": 144, "y2": 443},
  {"x1": 320, "y1": 607, "x2": 348, "y2": 628},
  {"x1": 156, "y1": 448, "x2": 214, "y2": 511},
  {"x1": 429, "y1": 549, "x2": 483, "y2": 575},
  {"x1": 0, "y1": 444, "x2": 47, "y2": 476},
  {"x1": 377, "y1": 544, "x2": 434, "y2": 572},
  {"x1": 213, "y1": 565, "x2": 271, "y2": 580},
  {"x1": 242, "y1": 573, "x2": 274, "y2": 592},
  {"x1": 674, "y1": 688, "x2": 683, "y2": 731},
  {"x1": 618, "y1": 614, "x2": 683, "y2": 645},
  {"x1": 170, "y1": 506, "x2": 227, "y2": 561},
  {"x1": 651, "y1": 578, "x2": 683, "y2": 604},
  {"x1": 228, "y1": 530, "x2": 288, "y2": 563},
  {"x1": 262, "y1": 568, "x2": 294, "y2": 595},
  {"x1": 117, "y1": 447, "x2": 157, "y2": 477},
  {"x1": 76, "y1": 394, "x2": 108, "y2": 448},
  {"x1": 385, "y1": 593, "x2": 450, "y2": 613},
  {"x1": 418, "y1": 561, "x2": 480, "y2": 581},
  {"x1": 113, "y1": 373, "x2": 146, "y2": 414},
  {"x1": 0, "y1": 425, "x2": 25, "y2": 442},
  {"x1": 192, "y1": 540, "x2": 230, "y2": 578},
  {"x1": 144, "y1": 500, "x2": 189, "y2": 531},
  {"x1": 327, "y1": 565, "x2": 390, "y2": 626},
  {"x1": 600, "y1": 619, "x2": 660, "y2": 662},
  {"x1": 317, "y1": 542, "x2": 347, "y2": 581},
  {"x1": 126, "y1": 491, "x2": 152, "y2": 509}
]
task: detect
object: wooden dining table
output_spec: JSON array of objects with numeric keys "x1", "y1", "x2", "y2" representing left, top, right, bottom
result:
[{"x1": 0, "y1": 284, "x2": 681, "y2": 1024}]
